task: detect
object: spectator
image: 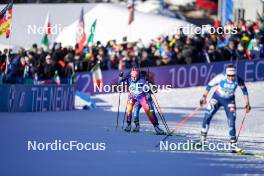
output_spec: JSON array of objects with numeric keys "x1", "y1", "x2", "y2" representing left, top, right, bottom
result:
[
  {"x1": 3, "y1": 54, "x2": 23, "y2": 84},
  {"x1": 208, "y1": 44, "x2": 222, "y2": 62},
  {"x1": 1, "y1": 15, "x2": 264, "y2": 84},
  {"x1": 42, "y1": 55, "x2": 56, "y2": 80}
]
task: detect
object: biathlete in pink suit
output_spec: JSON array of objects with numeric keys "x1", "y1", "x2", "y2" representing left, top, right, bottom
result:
[{"x1": 119, "y1": 67, "x2": 165, "y2": 134}]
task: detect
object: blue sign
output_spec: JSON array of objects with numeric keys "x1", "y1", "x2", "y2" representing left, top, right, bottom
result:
[
  {"x1": 0, "y1": 84, "x2": 75, "y2": 112},
  {"x1": 76, "y1": 59, "x2": 264, "y2": 95}
]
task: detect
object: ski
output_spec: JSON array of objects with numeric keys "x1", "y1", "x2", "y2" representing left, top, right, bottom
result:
[
  {"x1": 123, "y1": 130, "x2": 184, "y2": 136},
  {"x1": 191, "y1": 140, "x2": 264, "y2": 158},
  {"x1": 144, "y1": 131, "x2": 169, "y2": 136},
  {"x1": 226, "y1": 150, "x2": 264, "y2": 158},
  {"x1": 144, "y1": 131, "x2": 186, "y2": 137}
]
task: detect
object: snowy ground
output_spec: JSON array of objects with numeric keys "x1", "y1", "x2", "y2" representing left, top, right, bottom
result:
[{"x1": 0, "y1": 81, "x2": 264, "y2": 176}]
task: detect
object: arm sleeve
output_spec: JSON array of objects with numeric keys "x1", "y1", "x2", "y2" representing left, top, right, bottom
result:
[
  {"x1": 237, "y1": 76, "x2": 248, "y2": 96},
  {"x1": 137, "y1": 78, "x2": 151, "y2": 94},
  {"x1": 143, "y1": 79, "x2": 151, "y2": 90},
  {"x1": 205, "y1": 74, "x2": 223, "y2": 91},
  {"x1": 118, "y1": 76, "x2": 129, "y2": 84}
]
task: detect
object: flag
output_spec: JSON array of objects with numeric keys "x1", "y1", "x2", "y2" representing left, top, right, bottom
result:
[
  {"x1": 127, "y1": 0, "x2": 134, "y2": 25},
  {"x1": 87, "y1": 19, "x2": 97, "y2": 44},
  {"x1": 0, "y1": 2, "x2": 13, "y2": 38},
  {"x1": 91, "y1": 62, "x2": 103, "y2": 88},
  {"x1": 41, "y1": 12, "x2": 51, "y2": 48},
  {"x1": 246, "y1": 39, "x2": 256, "y2": 59},
  {"x1": 76, "y1": 8, "x2": 87, "y2": 53}
]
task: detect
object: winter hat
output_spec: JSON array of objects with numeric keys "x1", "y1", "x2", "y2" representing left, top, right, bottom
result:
[{"x1": 226, "y1": 65, "x2": 236, "y2": 75}]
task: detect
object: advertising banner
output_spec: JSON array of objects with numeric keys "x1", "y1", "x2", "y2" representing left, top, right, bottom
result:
[
  {"x1": 0, "y1": 84, "x2": 75, "y2": 112},
  {"x1": 77, "y1": 60, "x2": 264, "y2": 95}
]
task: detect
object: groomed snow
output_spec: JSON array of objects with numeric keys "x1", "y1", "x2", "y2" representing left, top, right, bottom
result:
[{"x1": 0, "y1": 81, "x2": 263, "y2": 175}]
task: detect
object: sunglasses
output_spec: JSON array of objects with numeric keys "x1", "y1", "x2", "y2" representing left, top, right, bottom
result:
[{"x1": 227, "y1": 75, "x2": 235, "y2": 77}]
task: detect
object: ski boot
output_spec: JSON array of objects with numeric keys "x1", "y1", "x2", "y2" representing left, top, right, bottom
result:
[
  {"x1": 154, "y1": 125, "x2": 165, "y2": 135},
  {"x1": 132, "y1": 122, "x2": 140, "y2": 132},
  {"x1": 230, "y1": 139, "x2": 243, "y2": 153},
  {"x1": 193, "y1": 131, "x2": 207, "y2": 148},
  {"x1": 200, "y1": 131, "x2": 207, "y2": 143},
  {"x1": 124, "y1": 124, "x2": 132, "y2": 132}
]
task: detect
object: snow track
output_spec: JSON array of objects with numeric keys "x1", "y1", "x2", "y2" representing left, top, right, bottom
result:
[{"x1": 0, "y1": 82, "x2": 263, "y2": 175}]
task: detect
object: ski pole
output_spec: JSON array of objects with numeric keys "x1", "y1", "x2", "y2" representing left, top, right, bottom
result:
[
  {"x1": 151, "y1": 94, "x2": 170, "y2": 134},
  {"x1": 145, "y1": 68, "x2": 170, "y2": 133},
  {"x1": 236, "y1": 111, "x2": 248, "y2": 141},
  {"x1": 122, "y1": 94, "x2": 130, "y2": 129},
  {"x1": 155, "y1": 106, "x2": 200, "y2": 148},
  {"x1": 153, "y1": 101, "x2": 170, "y2": 134},
  {"x1": 122, "y1": 106, "x2": 127, "y2": 130},
  {"x1": 116, "y1": 92, "x2": 121, "y2": 129},
  {"x1": 152, "y1": 96, "x2": 170, "y2": 134}
]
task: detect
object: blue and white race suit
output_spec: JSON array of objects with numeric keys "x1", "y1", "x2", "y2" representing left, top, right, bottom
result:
[{"x1": 202, "y1": 73, "x2": 248, "y2": 140}]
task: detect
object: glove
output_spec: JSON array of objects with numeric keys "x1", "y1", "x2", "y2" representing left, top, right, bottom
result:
[
  {"x1": 245, "y1": 104, "x2": 251, "y2": 113},
  {"x1": 119, "y1": 72, "x2": 124, "y2": 78},
  {"x1": 149, "y1": 82, "x2": 158, "y2": 93},
  {"x1": 200, "y1": 95, "x2": 207, "y2": 107}
]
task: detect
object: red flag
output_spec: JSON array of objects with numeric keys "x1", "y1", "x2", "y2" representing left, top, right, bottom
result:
[
  {"x1": 91, "y1": 62, "x2": 103, "y2": 89},
  {"x1": 41, "y1": 12, "x2": 51, "y2": 47},
  {"x1": 76, "y1": 8, "x2": 86, "y2": 53},
  {"x1": 127, "y1": 0, "x2": 134, "y2": 25},
  {"x1": 45, "y1": 12, "x2": 51, "y2": 35},
  {"x1": 0, "y1": 2, "x2": 13, "y2": 38}
]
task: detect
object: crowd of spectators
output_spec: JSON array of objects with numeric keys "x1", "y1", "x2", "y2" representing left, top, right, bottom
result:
[{"x1": 0, "y1": 16, "x2": 264, "y2": 84}]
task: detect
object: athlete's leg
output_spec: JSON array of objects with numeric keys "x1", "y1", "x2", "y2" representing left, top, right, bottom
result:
[
  {"x1": 138, "y1": 96, "x2": 159, "y2": 126},
  {"x1": 126, "y1": 97, "x2": 136, "y2": 125},
  {"x1": 133, "y1": 101, "x2": 141, "y2": 125},
  {"x1": 146, "y1": 94, "x2": 155, "y2": 113},
  {"x1": 202, "y1": 95, "x2": 221, "y2": 133},
  {"x1": 223, "y1": 99, "x2": 237, "y2": 141}
]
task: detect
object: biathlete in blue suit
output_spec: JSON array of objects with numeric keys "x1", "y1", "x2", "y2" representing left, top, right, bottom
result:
[
  {"x1": 119, "y1": 67, "x2": 165, "y2": 134},
  {"x1": 132, "y1": 71, "x2": 157, "y2": 132},
  {"x1": 199, "y1": 64, "x2": 251, "y2": 147}
]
